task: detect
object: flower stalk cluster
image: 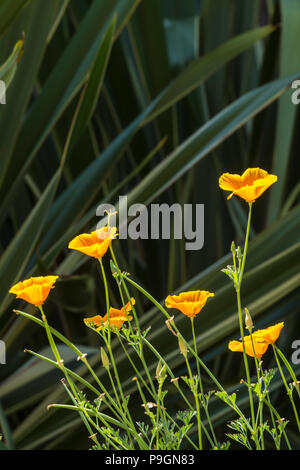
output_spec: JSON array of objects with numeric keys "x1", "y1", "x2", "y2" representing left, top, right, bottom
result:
[{"x1": 9, "y1": 169, "x2": 299, "y2": 450}]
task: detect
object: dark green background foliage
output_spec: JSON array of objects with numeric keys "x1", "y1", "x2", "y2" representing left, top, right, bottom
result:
[{"x1": 0, "y1": 0, "x2": 299, "y2": 450}]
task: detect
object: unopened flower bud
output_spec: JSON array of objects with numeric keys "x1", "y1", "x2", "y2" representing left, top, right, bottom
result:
[
  {"x1": 101, "y1": 347, "x2": 110, "y2": 369},
  {"x1": 156, "y1": 360, "x2": 163, "y2": 379},
  {"x1": 178, "y1": 336, "x2": 188, "y2": 358},
  {"x1": 244, "y1": 308, "x2": 253, "y2": 331},
  {"x1": 156, "y1": 361, "x2": 167, "y2": 382}
]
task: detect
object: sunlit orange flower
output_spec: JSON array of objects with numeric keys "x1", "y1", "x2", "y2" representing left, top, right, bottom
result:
[
  {"x1": 68, "y1": 226, "x2": 117, "y2": 259},
  {"x1": 228, "y1": 322, "x2": 284, "y2": 358},
  {"x1": 228, "y1": 337, "x2": 269, "y2": 358},
  {"x1": 84, "y1": 298, "x2": 135, "y2": 331},
  {"x1": 219, "y1": 168, "x2": 277, "y2": 203},
  {"x1": 9, "y1": 276, "x2": 59, "y2": 307},
  {"x1": 165, "y1": 290, "x2": 214, "y2": 318}
]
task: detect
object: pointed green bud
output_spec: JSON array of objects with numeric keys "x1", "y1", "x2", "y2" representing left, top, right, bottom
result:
[
  {"x1": 156, "y1": 360, "x2": 163, "y2": 378},
  {"x1": 178, "y1": 336, "x2": 188, "y2": 358},
  {"x1": 101, "y1": 347, "x2": 110, "y2": 369},
  {"x1": 156, "y1": 360, "x2": 167, "y2": 381},
  {"x1": 231, "y1": 241, "x2": 236, "y2": 253}
]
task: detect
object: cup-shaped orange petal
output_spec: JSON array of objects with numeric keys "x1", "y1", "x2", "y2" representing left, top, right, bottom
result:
[
  {"x1": 68, "y1": 227, "x2": 117, "y2": 259},
  {"x1": 219, "y1": 168, "x2": 277, "y2": 203},
  {"x1": 9, "y1": 276, "x2": 59, "y2": 307},
  {"x1": 165, "y1": 290, "x2": 214, "y2": 318}
]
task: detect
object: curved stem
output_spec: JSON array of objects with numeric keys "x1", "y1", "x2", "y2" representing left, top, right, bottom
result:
[
  {"x1": 272, "y1": 345, "x2": 300, "y2": 432},
  {"x1": 238, "y1": 202, "x2": 252, "y2": 287},
  {"x1": 236, "y1": 288, "x2": 256, "y2": 437}
]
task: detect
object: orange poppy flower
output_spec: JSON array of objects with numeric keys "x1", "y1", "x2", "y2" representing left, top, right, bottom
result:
[
  {"x1": 9, "y1": 276, "x2": 59, "y2": 307},
  {"x1": 228, "y1": 337, "x2": 269, "y2": 358},
  {"x1": 228, "y1": 322, "x2": 284, "y2": 358},
  {"x1": 219, "y1": 168, "x2": 277, "y2": 203},
  {"x1": 165, "y1": 290, "x2": 214, "y2": 318},
  {"x1": 84, "y1": 298, "x2": 135, "y2": 331},
  {"x1": 68, "y1": 226, "x2": 117, "y2": 259}
]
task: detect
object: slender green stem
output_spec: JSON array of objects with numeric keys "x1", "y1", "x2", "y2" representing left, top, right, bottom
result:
[
  {"x1": 40, "y1": 311, "x2": 100, "y2": 447},
  {"x1": 233, "y1": 202, "x2": 259, "y2": 447},
  {"x1": 123, "y1": 274, "x2": 224, "y2": 392},
  {"x1": 110, "y1": 245, "x2": 141, "y2": 335},
  {"x1": 110, "y1": 243, "x2": 158, "y2": 415},
  {"x1": 274, "y1": 345, "x2": 300, "y2": 398},
  {"x1": 265, "y1": 391, "x2": 279, "y2": 449},
  {"x1": 238, "y1": 202, "x2": 252, "y2": 287},
  {"x1": 190, "y1": 317, "x2": 216, "y2": 445},
  {"x1": 236, "y1": 289, "x2": 256, "y2": 433},
  {"x1": 39, "y1": 306, "x2": 84, "y2": 416},
  {"x1": 48, "y1": 403, "x2": 127, "y2": 430},
  {"x1": 250, "y1": 334, "x2": 265, "y2": 449},
  {"x1": 102, "y1": 344, "x2": 122, "y2": 408},
  {"x1": 99, "y1": 258, "x2": 110, "y2": 323},
  {"x1": 120, "y1": 331, "x2": 190, "y2": 449},
  {"x1": 111, "y1": 255, "x2": 157, "y2": 397},
  {"x1": 81, "y1": 355, "x2": 132, "y2": 423},
  {"x1": 141, "y1": 337, "x2": 213, "y2": 448},
  {"x1": 272, "y1": 345, "x2": 300, "y2": 432},
  {"x1": 262, "y1": 397, "x2": 292, "y2": 450},
  {"x1": 184, "y1": 354, "x2": 202, "y2": 450},
  {"x1": 117, "y1": 332, "x2": 154, "y2": 396},
  {"x1": 191, "y1": 318, "x2": 201, "y2": 384},
  {"x1": 190, "y1": 318, "x2": 203, "y2": 449},
  {"x1": 155, "y1": 380, "x2": 163, "y2": 450},
  {"x1": 98, "y1": 260, "x2": 124, "y2": 402},
  {"x1": 98, "y1": 258, "x2": 146, "y2": 447},
  {"x1": 61, "y1": 379, "x2": 116, "y2": 449},
  {"x1": 118, "y1": 330, "x2": 192, "y2": 449},
  {"x1": 39, "y1": 306, "x2": 62, "y2": 366},
  {"x1": 16, "y1": 309, "x2": 147, "y2": 439}
]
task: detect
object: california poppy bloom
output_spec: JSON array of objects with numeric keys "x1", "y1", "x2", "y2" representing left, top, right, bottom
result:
[
  {"x1": 219, "y1": 168, "x2": 277, "y2": 203},
  {"x1": 165, "y1": 290, "x2": 214, "y2": 318},
  {"x1": 228, "y1": 322, "x2": 284, "y2": 358},
  {"x1": 84, "y1": 298, "x2": 135, "y2": 331},
  {"x1": 68, "y1": 226, "x2": 117, "y2": 259},
  {"x1": 228, "y1": 337, "x2": 269, "y2": 358},
  {"x1": 9, "y1": 276, "x2": 59, "y2": 307}
]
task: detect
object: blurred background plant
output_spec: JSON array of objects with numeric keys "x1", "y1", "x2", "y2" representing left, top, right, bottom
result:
[{"x1": 0, "y1": 0, "x2": 299, "y2": 450}]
